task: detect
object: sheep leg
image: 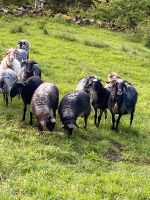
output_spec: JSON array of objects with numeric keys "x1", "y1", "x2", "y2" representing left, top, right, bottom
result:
[
  {"x1": 5, "y1": 93, "x2": 8, "y2": 107},
  {"x1": 97, "y1": 109, "x2": 104, "y2": 128},
  {"x1": 52, "y1": 108, "x2": 56, "y2": 118},
  {"x1": 83, "y1": 114, "x2": 88, "y2": 129},
  {"x1": 30, "y1": 112, "x2": 33, "y2": 125},
  {"x1": 111, "y1": 113, "x2": 115, "y2": 130},
  {"x1": 3, "y1": 93, "x2": 5, "y2": 101},
  {"x1": 22, "y1": 104, "x2": 27, "y2": 121},
  {"x1": 115, "y1": 114, "x2": 122, "y2": 130},
  {"x1": 94, "y1": 107, "x2": 97, "y2": 126},
  {"x1": 38, "y1": 123, "x2": 43, "y2": 131},
  {"x1": 104, "y1": 109, "x2": 107, "y2": 122},
  {"x1": 130, "y1": 110, "x2": 134, "y2": 126},
  {"x1": 83, "y1": 107, "x2": 91, "y2": 129}
]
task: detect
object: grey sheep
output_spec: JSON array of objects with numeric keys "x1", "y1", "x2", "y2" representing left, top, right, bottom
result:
[
  {"x1": 108, "y1": 78, "x2": 138, "y2": 130},
  {"x1": 0, "y1": 68, "x2": 17, "y2": 106},
  {"x1": 18, "y1": 60, "x2": 41, "y2": 82},
  {"x1": 58, "y1": 91, "x2": 91, "y2": 135},
  {"x1": 15, "y1": 49, "x2": 28, "y2": 62},
  {"x1": 30, "y1": 83, "x2": 59, "y2": 131},
  {"x1": 16, "y1": 40, "x2": 30, "y2": 58}
]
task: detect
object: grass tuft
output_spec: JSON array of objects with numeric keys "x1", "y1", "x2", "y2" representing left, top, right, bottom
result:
[
  {"x1": 83, "y1": 39, "x2": 110, "y2": 48},
  {"x1": 54, "y1": 32, "x2": 78, "y2": 42},
  {"x1": 10, "y1": 24, "x2": 25, "y2": 33}
]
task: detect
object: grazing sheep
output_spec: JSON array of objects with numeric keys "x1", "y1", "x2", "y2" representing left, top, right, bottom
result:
[
  {"x1": 16, "y1": 40, "x2": 30, "y2": 58},
  {"x1": 76, "y1": 75, "x2": 110, "y2": 127},
  {"x1": 0, "y1": 48, "x2": 21, "y2": 76},
  {"x1": 0, "y1": 68, "x2": 17, "y2": 106},
  {"x1": 108, "y1": 79, "x2": 138, "y2": 130},
  {"x1": 30, "y1": 83, "x2": 59, "y2": 131},
  {"x1": 10, "y1": 76, "x2": 43, "y2": 121},
  {"x1": 58, "y1": 91, "x2": 91, "y2": 135},
  {"x1": 18, "y1": 60, "x2": 41, "y2": 81},
  {"x1": 15, "y1": 49, "x2": 28, "y2": 62}
]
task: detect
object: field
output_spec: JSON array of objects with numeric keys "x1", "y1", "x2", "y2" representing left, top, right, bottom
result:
[{"x1": 0, "y1": 16, "x2": 150, "y2": 199}]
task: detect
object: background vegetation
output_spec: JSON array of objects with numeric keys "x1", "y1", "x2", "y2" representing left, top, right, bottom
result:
[
  {"x1": 0, "y1": 16, "x2": 150, "y2": 199},
  {"x1": 1, "y1": 0, "x2": 150, "y2": 47}
]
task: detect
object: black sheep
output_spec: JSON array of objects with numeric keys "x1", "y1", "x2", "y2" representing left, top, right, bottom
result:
[
  {"x1": 76, "y1": 76, "x2": 110, "y2": 127},
  {"x1": 58, "y1": 91, "x2": 91, "y2": 135},
  {"x1": 10, "y1": 76, "x2": 43, "y2": 121},
  {"x1": 91, "y1": 78, "x2": 110, "y2": 127},
  {"x1": 108, "y1": 79, "x2": 138, "y2": 130}
]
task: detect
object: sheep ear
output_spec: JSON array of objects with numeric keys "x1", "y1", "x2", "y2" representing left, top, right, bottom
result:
[{"x1": 50, "y1": 118, "x2": 56, "y2": 123}]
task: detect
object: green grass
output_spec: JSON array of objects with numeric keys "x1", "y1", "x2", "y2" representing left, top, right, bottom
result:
[{"x1": 0, "y1": 16, "x2": 150, "y2": 199}]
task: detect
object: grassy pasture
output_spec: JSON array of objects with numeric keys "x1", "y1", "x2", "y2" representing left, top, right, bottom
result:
[{"x1": 0, "y1": 16, "x2": 150, "y2": 199}]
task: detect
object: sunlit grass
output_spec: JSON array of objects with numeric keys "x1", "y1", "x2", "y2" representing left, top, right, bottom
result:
[{"x1": 0, "y1": 16, "x2": 150, "y2": 199}]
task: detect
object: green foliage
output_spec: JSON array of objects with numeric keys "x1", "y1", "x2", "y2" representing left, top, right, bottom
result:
[{"x1": 0, "y1": 16, "x2": 150, "y2": 199}]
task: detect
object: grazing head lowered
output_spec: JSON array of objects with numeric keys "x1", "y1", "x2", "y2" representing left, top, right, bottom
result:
[
  {"x1": 30, "y1": 83, "x2": 59, "y2": 131},
  {"x1": 108, "y1": 78, "x2": 138, "y2": 130},
  {"x1": 58, "y1": 91, "x2": 91, "y2": 135}
]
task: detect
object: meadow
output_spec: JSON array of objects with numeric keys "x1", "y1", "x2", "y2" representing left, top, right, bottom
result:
[{"x1": 0, "y1": 15, "x2": 150, "y2": 199}]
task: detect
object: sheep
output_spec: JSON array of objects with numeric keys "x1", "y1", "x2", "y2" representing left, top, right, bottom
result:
[
  {"x1": 16, "y1": 40, "x2": 30, "y2": 58},
  {"x1": 18, "y1": 60, "x2": 41, "y2": 82},
  {"x1": 90, "y1": 78, "x2": 111, "y2": 127},
  {"x1": 105, "y1": 72, "x2": 121, "y2": 90},
  {"x1": 76, "y1": 75, "x2": 110, "y2": 127},
  {"x1": 108, "y1": 78, "x2": 138, "y2": 130},
  {"x1": 0, "y1": 48, "x2": 21, "y2": 76},
  {"x1": 30, "y1": 83, "x2": 59, "y2": 131},
  {"x1": 0, "y1": 68, "x2": 17, "y2": 106},
  {"x1": 15, "y1": 49, "x2": 28, "y2": 62},
  {"x1": 58, "y1": 91, "x2": 91, "y2": 135},
  {"x1": 10, "y1": 76, "x2": 43, "y2": 121}
]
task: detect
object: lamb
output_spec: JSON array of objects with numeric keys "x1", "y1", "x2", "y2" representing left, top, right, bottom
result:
[
  {"x1": 10, "y1": 76, "x2": 43, "y2": 121},
  {"x1": 16, "y1": 40, "x2": 30, "y2": 58},
  {"x1": 0, "y1": 48, "x2": 21, "y2": 76},
  {"x1": 0, "y1": 68, "x2": 17, "y2": 106},
  {"x1": 58, "y1": 91, "x2": 91, "y2": 135},
  {"x1": 30, "y1": 83, "x2": 59, "y2": 131},
  {"x1": 18, "y1": 60, "x2": 41, "y2": 81},
  {"x1": 108, "y1": 78, "x2": 138, "y2": 130}
]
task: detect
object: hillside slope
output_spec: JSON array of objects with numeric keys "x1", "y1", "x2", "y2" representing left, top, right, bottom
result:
[{"x1": 0, "y1": 16, "x2": 150, "y2": 199}]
